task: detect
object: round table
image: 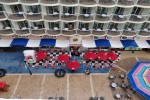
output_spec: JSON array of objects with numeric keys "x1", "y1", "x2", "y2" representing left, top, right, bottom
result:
[
  {"x1": 116, "y1": 94, "x2": 121, "y2": 99},
  {"x1": 97, "y1": 52, "x2": 108, "y2": 61},
  {"x1": 121, "y1": 83, "x2": 127, "y2": 88},
  {"x1": 58, "y1": 54, "x2": 70, "y2": 63},
  {"x1": 107, "y1": 51, "x2": 118, "y2": 61},
  {"x1": 111, "y1": 82, "x2": 117, "y2": 88},
  {"x1": 35, "y1": 51, "x2": 47, "y2": 61},
  {"x1": 120, "y1": 74, "x2": 125, "y2": 78},
  {"x1": 85, "y1": 52, "x2": 97, "y2": 60},
  {"x1": 109, "y1": 75, "x2": 114, "y2": 79},
  {"x1": 67, "y1": 60, "x2": 80, "y2": 70},
  {"x1": 127, "y1": 93, "x2": 132, "y2": 98}
]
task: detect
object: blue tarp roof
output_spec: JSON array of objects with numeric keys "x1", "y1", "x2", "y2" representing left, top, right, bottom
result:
[
  {"x1": 10, "y1": 38, "x2": 29, "y2": 46},
  {"x1": 121, "y1": 40, "x2": 139, "y2": 47},
  {"x1": 39, "y1": 39, "x2": 56, "y2": 46},
  {"x1": 95, "y1": 39, "x2": 111, "y2": 47}
]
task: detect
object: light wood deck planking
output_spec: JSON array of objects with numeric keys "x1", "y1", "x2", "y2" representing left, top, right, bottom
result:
[
  {"x1": 92, "y1": 75, "x2": 114, "y2": 100},
  {"x1": 15, "y1": 75, "x2": 43, "y2": 99},
  {"x1": 0, "y1": 75, "x2": 19, "y2": 98},
  {"x1": 41, "y1": 75, "x2": 67, "y2": 99},
  {"x1": 69, "y1": 75, "x2": 91, "y2": 100}
]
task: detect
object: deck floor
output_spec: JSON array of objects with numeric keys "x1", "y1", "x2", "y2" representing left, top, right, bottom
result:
[
  {"x1": 0, "y1": 51, "x2": 150, "y2": 99},
  {"x1": 0, "y1": 74, "x2": 112, "y2": 100}
]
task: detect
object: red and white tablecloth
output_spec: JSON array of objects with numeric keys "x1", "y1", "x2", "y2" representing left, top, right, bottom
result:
[
  {"x1": 97, "y1": 52, "x2": 108, "y2": 61},
  {"x1": 58, "y1": 54, "x2": 70, "y2": 63},
  {"x1": 67, "y1": 60, "x2": 80, "y2": 70},
  {"x1": 85, "y1": 51, "x2": 97, "y2": 60},
  {"x1": 35, "y1": 51, "x2": 47, "y2": 61},
  {"x1": 107, "y1": 51, "x2": 118, "y2": 61}
]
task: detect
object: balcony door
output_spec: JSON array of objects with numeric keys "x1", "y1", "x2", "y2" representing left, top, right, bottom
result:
[
  {"x1": 114, "y1": 7, "x2": 124, "y2": 15},
  {"x1": 0, "y1": 4, "x2": 5, "y2": 11},
  {"x1": 132, "y1": 7, "x2": 143, "y2": 15},
  {"x1": 32, "y1": 21, "x2": 44, "y2": 28},
  {"x1": 141, "y1": 23, "x2": 149, "y2": 29},
  {"x1": 18, "y1": 21, "x2": 28, "y2": 29},
  {"x1": 27, "y1": 5, "x2": 41, "y2": 13},
  {"x1": 10, "y1": 4, "x2": 23, "y2": 13},
  {"x1": 81, "y1": 7, "x2": 91, "y2": 14},
  {"x1": 48, "y1": 22, "x2": 59, "y2": 29},
  {"x1": 1, "y1": 20, "x2": 12, "y2": 28},
  {"x1": 79, "y1": 23, "x2": 89, "y2": 29},
  {"x1": 63, "y1": 7, "x2": 75, "y2": 14},
  {"x1": 109, "y1": 23, "x2": 118, "y2": 29},
  {"x1": 97, "y1": 7, "x2": 108, "y2": 14},
  {"x1": 64, "y1": 22, "x2": 74, "y2": 30},
  {"x1": 94, "y1": 23, "x2": 104, "y2": 29},
  {"x1": 46, "y1": 6, "x2": 59, "y2": 14}
]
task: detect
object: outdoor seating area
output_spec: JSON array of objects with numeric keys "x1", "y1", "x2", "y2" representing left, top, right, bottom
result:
[
  {"x1": 1, "y1": 51, "x2": 150, "y2": 99},
  {"x1": 109, "y1": 69, "x2": 135, "y2": 100},
  {"x1": 23, "y1": 49, "x2": 120, "y2": 75}
]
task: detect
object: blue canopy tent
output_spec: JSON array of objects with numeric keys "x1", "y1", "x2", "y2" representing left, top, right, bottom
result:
[
  {"x1": 95, "y1": 39, "x2": 111, "y2": 47},
  {"x1": 10, "y1": 38, "x2": 29, "y2": 46},
  {"x1": 39, "y1": 39, "x2": 56, "y2": 46},
  {"x1": 128, "y1": 62, "x2": 150, "y2": 99}
]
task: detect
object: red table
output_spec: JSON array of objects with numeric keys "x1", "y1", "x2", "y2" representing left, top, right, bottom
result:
[
  {"x1": 67, "y1": 60, "x2": 80, "y2": 70},
  {"x1": 97, "y1": 52, "x2": 108, "y2": 61},
  {"x1": 35, "y1": 51, "x2": 47, "y2": 61},
  {"x1": 0, "y1": 82, "x2": 6, "y2": 91},
  {"x1": 85, "y1": 51, "x2": 97, "y2": 60},
  {"x1": 107, "y1": 51, "x2": 118, "y2": 61},
  {"x1": 58, "y1": 54, "x2": 70, "y2": 63}
]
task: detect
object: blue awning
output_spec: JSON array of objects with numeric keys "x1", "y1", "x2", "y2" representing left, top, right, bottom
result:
[
  {"x1": 121, "y1": 40, "x2": 138, "y2": 47},
  {"x1": 95, "y1": 39, "x2": 111, "y2": 47},
  {"x1": 10, "y1": 38, "x2": 29, "y2": 46},
  {"x1": 146, "y1": 40, "x2": 150, "y2": 45},
  {"x1": 40, "y1": 39, "x2": 56, "y2": 46}
]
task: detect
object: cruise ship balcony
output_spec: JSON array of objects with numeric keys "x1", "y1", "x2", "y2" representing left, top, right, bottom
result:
[
  {"x1": 0, "y1": 12, "x2": 7, "y2": 20},
  {"x1": 41, "y1": 0, "x2": 58, "y2": 4},
  {"x1": 61, "y1": 14, "x2": 77, "y2": 21},
  {"x1": 118, "y1": 0, "x2": 135, "y2": 6},
  {"x1": 112, "y1": 15, "x2": 127, "y2": 22},
  {"x1": 0, "y1": 0, "x2": 18, "y2": 3},
  {"x1": 92, "y1": 30, "x2": 106, "y2": 36},
  {"x1": 20, "y1": 0, "x2": 39, "y2": 4},
  {"x1": 62, "y1": 30, "x2": 76, "y2": 36},
  {"x1": 95, "y1": 14, "x2": 110, "y2": 22},
  {"x1": 7, "y1": 13, "x2": 25, "y2": 21},
  {"x1": 129, "y1": 15, "x2": 145, "y2": 22},
  {"x1": 26, "y1": 13, "x2": 42, "y2": 21},
  {"x1": 78, "y1": 14, "x2": 94, "y2": 22},
  {"x1": 107, "y1": 29, "x2": 121, "y2": 36},
  {"x1": 61, "y1": 0, "x2": 78, "y2": 4},
  {"x1": 99, "y1": 0, "x2": 115, "y2": 5},
  {"x1": 16, "y1": 29, "x2": 30, "y2": 36},
  {"x1": 77, "y1": 29, "x2": 91, "y2": 36},
  {"x1": 47, "y1": 30, "x2": 61, "y2": 36},
  {"x1": 138, "y1": 30, "x2": 150, "y2": 36},
  {"x1": 137, "y1": 0, "x2": 150, "y2": 6},
  {"x1": 122, "y1": 30, "x2": 136, "y2": 36},
  {"x1": 31, "y1": 29, "x2": 45, "y2": 36},
  {"x1": 0, "y1": 28, "x2": 14, "y2": 36},
  {"x1": 80, "y1": 0, "x2": 97, "y2": 5},
  {"x1": 44, "y1": 14, "x2": 59, "y2": 21}
]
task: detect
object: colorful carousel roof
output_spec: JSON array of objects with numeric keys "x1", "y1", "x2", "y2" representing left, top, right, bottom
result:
[{"x1": 128, "y1": 62, "x2": 150, "y2": 99}]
